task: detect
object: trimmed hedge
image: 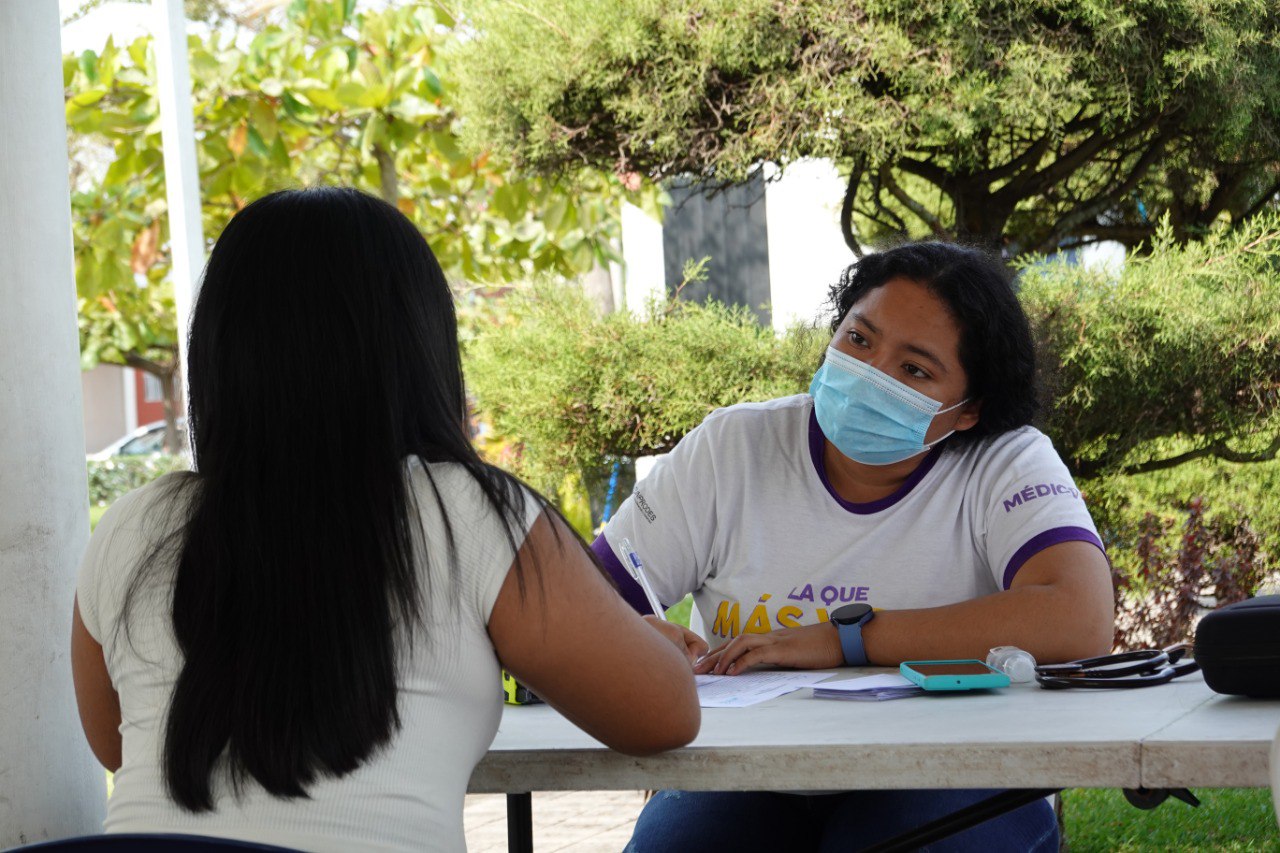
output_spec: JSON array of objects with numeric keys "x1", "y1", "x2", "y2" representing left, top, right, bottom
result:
[{"x1": 87, "y1": 454, "x2": 188, "y2": 507}]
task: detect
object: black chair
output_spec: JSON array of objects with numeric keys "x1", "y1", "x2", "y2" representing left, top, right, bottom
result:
[{"x1": 7, "y1": 835, "x2": 301, "y2": 852}]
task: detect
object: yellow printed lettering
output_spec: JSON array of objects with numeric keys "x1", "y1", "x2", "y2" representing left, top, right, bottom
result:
[
  {"x1": 712, "y1": 600, "x2": 741, "y2": 638},
  {"x1": 815, "y1": 608, "x2": 830, "y2": 623},
  {"x1": 744, "y1": 604, "x2": 771, "y2": 634},
  {"x1": 776, "y1": 605, "x2": 803, "y2": 628}
]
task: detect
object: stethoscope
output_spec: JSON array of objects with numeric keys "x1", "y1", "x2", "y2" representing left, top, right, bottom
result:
[{"x1": 1034, "y1": 643, "x2": 1200, "y2": 689}]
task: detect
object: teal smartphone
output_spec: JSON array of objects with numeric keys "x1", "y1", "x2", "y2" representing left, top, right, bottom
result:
[{"x1": 900, "y1": 659, "x2": 1011, "y2": 691}]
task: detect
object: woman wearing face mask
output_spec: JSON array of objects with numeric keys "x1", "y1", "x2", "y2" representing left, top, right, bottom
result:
[{"x1": 593, "y1": 241, "x2": 1113, "y2": 852}]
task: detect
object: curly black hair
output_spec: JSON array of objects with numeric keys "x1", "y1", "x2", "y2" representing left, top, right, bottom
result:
[{"x1": 827, "y1": 242, "x2": 1039, "y2": 446}]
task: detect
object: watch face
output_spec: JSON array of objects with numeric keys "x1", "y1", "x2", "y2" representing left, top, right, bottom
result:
[{"x1": 831, "y1": 602, "x2": 873, "y2": 625}]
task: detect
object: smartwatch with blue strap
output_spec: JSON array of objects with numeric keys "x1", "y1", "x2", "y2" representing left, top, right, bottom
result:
[{"x1": 830, "y1": 602, "x2": 875, "y2": 666}]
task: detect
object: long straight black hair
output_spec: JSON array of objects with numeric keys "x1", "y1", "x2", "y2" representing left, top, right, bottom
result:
[{"x1": 137, "y1": 187, "x2": 543, "y2": 811}]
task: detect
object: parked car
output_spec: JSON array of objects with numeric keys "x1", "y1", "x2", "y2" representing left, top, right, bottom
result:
[{"x1": 88, "y1": 419, "x2": 188, "y2": 461}]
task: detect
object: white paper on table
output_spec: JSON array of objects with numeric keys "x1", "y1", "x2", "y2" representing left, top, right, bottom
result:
[
  {"x1": 811, "y1": 673, "x2": 923, "y2": 701},
  {"x1": 694, "y1": 671, "x2": 834, "y2": 708}
]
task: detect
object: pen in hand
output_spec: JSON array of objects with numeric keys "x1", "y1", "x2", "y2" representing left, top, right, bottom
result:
[{"x1": 620, "y1": 538, "x2": 667, "y2": 622}]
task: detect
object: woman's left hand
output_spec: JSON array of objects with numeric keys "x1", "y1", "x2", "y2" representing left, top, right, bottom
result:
[{"x1": 694, "y1": 622, "x2": 844, "y2": 675}]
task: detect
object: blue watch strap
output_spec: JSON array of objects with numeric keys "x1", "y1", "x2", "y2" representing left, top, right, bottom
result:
[{"x1": 837, "y1": 614, "x2": 872, "y2": 666}]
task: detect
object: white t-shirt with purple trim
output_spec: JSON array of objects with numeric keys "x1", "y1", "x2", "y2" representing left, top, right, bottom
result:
[{"x1": 600, "y1": 394, "x2": 1102, "y2": 642}]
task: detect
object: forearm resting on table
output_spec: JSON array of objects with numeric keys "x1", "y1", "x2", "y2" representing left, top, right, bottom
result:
[{"x1": 864, "y1": 542, "x2": 1114, "y2": 666}]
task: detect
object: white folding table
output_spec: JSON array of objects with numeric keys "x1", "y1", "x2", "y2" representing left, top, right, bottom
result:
[{"x1": 468, "y1": 669, "x2": 1280, "y2": 851}]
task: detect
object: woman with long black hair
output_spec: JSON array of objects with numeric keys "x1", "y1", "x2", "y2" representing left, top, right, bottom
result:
[{"x1": 70, "y1": 187, "x2": 701, "y2": 851}]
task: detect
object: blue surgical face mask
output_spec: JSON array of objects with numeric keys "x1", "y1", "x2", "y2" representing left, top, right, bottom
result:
[{"x1": 809, "y1": 346, "x2": 968, "y2": 466}]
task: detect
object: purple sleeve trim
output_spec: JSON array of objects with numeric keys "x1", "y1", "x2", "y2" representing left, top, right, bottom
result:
[
  {"x1": 591, "y1": 534, "x2": 656, "y2": 616},
  {"x1": 1002, "y1": 526, "x2": 1107, "y2": 590}
]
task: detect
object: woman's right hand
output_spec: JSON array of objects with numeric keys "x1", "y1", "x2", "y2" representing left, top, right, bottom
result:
[{"x1": 642, "y1": 614, "x2": 709, "y2": 666}]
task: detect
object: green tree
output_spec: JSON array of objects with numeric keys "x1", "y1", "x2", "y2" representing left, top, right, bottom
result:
[
  {"x1": 467, "y1": 218, "x2": 1280, "y2": 490},
  {"x1": 454, "y1": 0, "x2": 1280, "y2": 254},
  {"x1": 64, "y1": 0, "x2": 263, "y2": 29},
  {"x1": 466, "y1": 280, "x2": 826, "y2": 493},
  {"x1": 66, "y1": 0, "x2": 652, "y2": 448},
  {"x1": 1018, "y1": 217, "x2": 1280, "y2": 480}
]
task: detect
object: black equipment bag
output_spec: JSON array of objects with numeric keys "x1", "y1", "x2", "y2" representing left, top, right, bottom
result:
[{"x1": 1193, "y1": 594, "x2": 1280, "y2": 698}]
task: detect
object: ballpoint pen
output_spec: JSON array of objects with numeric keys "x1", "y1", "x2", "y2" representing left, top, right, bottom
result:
[{"x1": 620, "y1": 537, "x2": 667, "y2": 621}]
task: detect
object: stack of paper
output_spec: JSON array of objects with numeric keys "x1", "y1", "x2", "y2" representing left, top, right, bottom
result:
[
  {"x1": 694, "y1": 671, "x2": 834, "y2": 708},
  {"x1": 812, "y1": 673, "x2": 924, "y2": 701}
]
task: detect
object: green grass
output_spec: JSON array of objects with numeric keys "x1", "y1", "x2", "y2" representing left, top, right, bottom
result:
[
  {"x1": 1062, "y1": 788, "x2": 1279, "y2": 851},
  {"x1": 89, "y1": 504, "x2": 108, "y2": 531}
]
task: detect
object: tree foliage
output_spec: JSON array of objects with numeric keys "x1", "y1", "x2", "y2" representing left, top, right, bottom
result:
[
  {"x1": 455, "y1": 0, "x2": 1280, "y2": 253},
  {"x1": 66, "y1": 0, "x2": 652, "y2": 445},
  {"x1": 87, "y1": 454, "x2": 190, "y2": 508},
  {"x1": 1109, "y1": 496, "x2": 1268, "y2": 650},
  {"x1": 1019, "y1": 217, "x2": 1280, "y2": 480},
  {"x1": 1082, "y1": 452, "x2": 1279, "y2": 645},
  {"x1": 466, "y1": 227, "x2": 1280, "y2": 599},
  {"x1": 467, "y1": 218, "x2": 1280, "y2": 492},
  {"x1": 465, "y1": 281, "x2": 826, "y2": 492}
]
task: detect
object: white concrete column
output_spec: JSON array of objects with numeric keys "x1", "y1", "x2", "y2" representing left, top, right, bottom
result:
[
  {"x1": 123, "y1": 365, "x2": 139, "y2": 433},
  {"x1": 153, "y1": 0, "x2": 204, "y2": 434},
  {"x1": 0, "y1": 1, "x2": 108, "y2": 844},
  {"x1": 1272, "y1": 721, "x2": 1280, "y2": 831}
]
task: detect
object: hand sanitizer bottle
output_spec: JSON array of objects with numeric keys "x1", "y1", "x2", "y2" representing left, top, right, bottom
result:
[{"x1": 987, "y1": 646, "x2": 1037, "y2": 683}]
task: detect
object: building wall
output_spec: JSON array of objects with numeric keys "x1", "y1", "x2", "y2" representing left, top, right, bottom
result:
[
  {"x1": 662, "y1": 173, "x2": 773, "y2": 326},
  {"x1": 134, "y1": 368, "x2": 166, "y2": 426},
  {"x1": 80, "y1": 363, "x2": 128, "y2": 454},
  {"x1": 81, "y1": 363, "x2": 169, "y2": 455},
  {"x1": 762, "y1": 159, "x2": 856, "y2": 331},
  {"x1": 621, "y1": 159, "x2": 854, "y2": 330},
  {"x1": 621, "y1": 201, "x2": 666, "y2": 316},
  {"x1": 619, "y1": 159, "x2": 856, "y2": 485}
]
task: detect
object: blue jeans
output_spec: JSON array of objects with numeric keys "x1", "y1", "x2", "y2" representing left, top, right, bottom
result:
[{"x1": 624, "y1": 788, "x2": 1058, "y2": 853}]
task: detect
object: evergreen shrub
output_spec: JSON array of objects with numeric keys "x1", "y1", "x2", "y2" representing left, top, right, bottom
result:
[
  {"x1": 1016, "y1": 219, "x2": 1280, "y2": 642},
  {"x1": 464, "y1": 281, "x2": 826, "y2": 494},
  {"x1": 466, "y1": 221, "x2": 1280, "y2": 640},
  {"x1": 87, "y1": 454, "x2": 189, "y2": 507}
]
